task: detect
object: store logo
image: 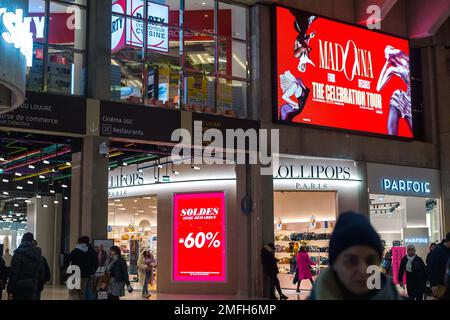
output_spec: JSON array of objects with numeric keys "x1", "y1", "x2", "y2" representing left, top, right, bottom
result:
[
  {"x1": 404, "y1": 237, "x2": 428, "y2": 245},
  {"x1": 171, "y1": 121, "x2": 279, "y2": 176},
  {"x1": 109, "y1": 172, "x2": 144, "y2": 188},
  {"x1": 66, "y1": 265, "x2": 81, "y2": 289},
  {"x1": 382, "y1": 178, "x2": 431, "y2": 194},
  {"x1": 275, "y1": 164, "x2": 351, "y2": 180},
  {"x1": 0, "y1": 8, "x2": 33, "y2": 67}
]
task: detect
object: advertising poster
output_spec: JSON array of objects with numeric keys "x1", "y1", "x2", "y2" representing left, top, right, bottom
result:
[
  {"x1": 173, "y1": 192, "x2": 226, "y2": 282},
  {"x1": 126, "y1": 0, "x2": 169, "y2": 53},
  {"x1": 111, "y1": 0, "x2": 126, "y2": 53},
  {"x1": 186, "y1": 76, "x2": 207, "y2": 106},
  {"x1": 275, "y1": 6, "x2": 412, "y2": 138}
]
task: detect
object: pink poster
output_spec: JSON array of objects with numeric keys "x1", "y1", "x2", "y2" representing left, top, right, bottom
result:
[{"x1": 391, "y1": 246, "x2": 406, "y2": 285}]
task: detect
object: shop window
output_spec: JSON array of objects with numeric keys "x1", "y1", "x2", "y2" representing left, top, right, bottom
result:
[
  {"x1": 110, "y1": 0, "x2": 250, "y2": 119},
  {"x1": 26, "y1": 0, "x2": 87, "y2": 95}
]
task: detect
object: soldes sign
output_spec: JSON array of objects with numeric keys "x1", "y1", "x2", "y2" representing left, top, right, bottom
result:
[
  {"x1": 173, "y1": 192, "x2": 226, "y2": 282},
  {"x1": 275, "y1": 6, "x2": 412, "y2": 138},
  {"x1": 0, "y1": 8, "x2": 33, "y2": 66}
]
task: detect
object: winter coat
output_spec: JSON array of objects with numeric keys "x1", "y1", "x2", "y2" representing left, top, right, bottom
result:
[
  {"x1": 106, "y1": 256, "x2": 130, "y2": 297},
  {"x1": 0, "y1": 257, "x2": 7, "y2": 290},
  {"x1": 137, "y1": 253, "x2": 155, "y2": 286},
  {"x1": 297, "y1": 252, "x2": 314, "y2": 280},
  {"x1": 428, "y1": 244, "x2": 450, "y2": 287},
  {"x1": 7, "y1": 241, "x2": 43, "y2": 300},
  {"x1": 398, "y1": 255, "x2": 427, "y2": 298},
  {"x1": 308, "y1": 267, "x2": 401, "y2": 300},
  {"x1": 68, "y1": 244, "x2": 97, "y2": 278},
  {"x1": 261, "y1": 245, "x2": 278, "y2": 276},
  {"x1": 38, "y1": 256, "x2": 51, "y2": 292}
]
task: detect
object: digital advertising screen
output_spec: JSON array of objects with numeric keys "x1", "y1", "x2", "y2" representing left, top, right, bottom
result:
[
  {"x1": 173, "y1": 192, "x2": 227, "y2": 282},
  {"x1": 275, "y1": 6, "x2": 413, "y2": 138}
]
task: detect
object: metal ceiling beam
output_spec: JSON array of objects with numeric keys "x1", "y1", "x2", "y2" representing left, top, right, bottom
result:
[{"x1": 407, "y1": 0, "x2": 450, "y2": 38}]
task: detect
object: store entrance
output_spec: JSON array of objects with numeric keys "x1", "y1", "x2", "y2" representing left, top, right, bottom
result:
[
  {"x1": 108, "y1": 195, "x2": 158, "y2": 294},
  {"x1": 274, "y1": 191, "x2": 337, "y2": 293}
]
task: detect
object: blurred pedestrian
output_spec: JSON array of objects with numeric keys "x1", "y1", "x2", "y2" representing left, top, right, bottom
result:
[
  {"x1": 6, "y1": 233, "x2": 43, "y2": 300},
  {"x1": 68, "y1": 236, "x2": 97, "y2": 300},
  {"x1": 309, "y1": 211, "x2": 401, "y2": 300},
  {"x1": 296, "y1": 246, "x2": 315, "y2": 292},
  {"x1": 398, "y1": 244, "x2": 426, "y2": 300},
  {"x1": 426, "y1": 243, "x2": 437, "y2": 266},
  {"x1": 428, "y1": 233, "x2": 450, "y2": 299},
  {"x1": 138, "y1": 248, "x2": 155, "y2": 299},
  {"x1": 106, "y1": 246, "x2": 133, "y2": 300},
  {"x1": 32, "y1": 240, "x2": 51, "y2": 300},
  {"x1": 261, "y1": 243, "x2": 288, "y2": 300},
  {"x1": 2, "y1": 248, "x2": 12, "y2": 267},
  {"x1": 0, "y1": 256, "x2": 7, "y2": 300}
]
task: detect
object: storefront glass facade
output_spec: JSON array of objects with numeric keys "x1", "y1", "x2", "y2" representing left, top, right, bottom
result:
[
  {"x1": 110, "y1": 0, "x2": 250, "y2": 118},
  {"x1": 26, "y1": 0, "x2": 87, "y2": 95}
]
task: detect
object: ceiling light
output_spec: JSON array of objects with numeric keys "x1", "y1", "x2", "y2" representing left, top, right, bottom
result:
[
  {"x1": 135, "y1": 213, "x2": 139, "y2": 216},
  {"x1": 108, "y1": 203, "x2": 115, "y2": 206},
  {"x1": 2, "y1": 191, "x2": 8, "y2": 195},
  {"x1": 50, "y1": 190, "x2": 55, "y2": 194},
  {"x1": 14, "y1": 203, "x2": 19, "y2": 207},
  {"x1": 158, "y1": 165, "x2": 163, "y2": 169},
  {"x1": 118, "y1": 208, "x2": 126, "y2": 211},
  {"x1": 42, "y1": 204, "x2": 48, "y2": 208},
  {"x1": 143, "y1": 197, "x2": 151, "y2": 200},
  {"x1": 15, "y1": 172, "x2": 22, "y2": 176},
  {"x1": 54, "y1": 200, "x2": 59, "y2": 204},
  {"x1": 114, "y1": 199, "x2": 121, "y2": 202},
  {"x1": 123, "y1": 162, "x2": 128, "y2": 166},
  {"x1": 149, "y1": 205, "x2": 157, "y2": 209},
  {"x1": 134, "y1": 199, "x2": 138, "y2": 202},
  {"x1": 27, "y1": 181, "x2": 34, "y2": 185},
  {"x1": 16, "y1": 186, "x2": 23, "y2": 190},
  {"x1": 43, "y1": 160, "x2": 50, "y2": 164},
  {"x1": 137, "y1": 210, "x2": 144, "y2": 213},
  {"x1": 66, "y1": 162, "x2": 71, "y2": 166},
  {"x1": 108, "y1": 212, "x2": 115, "y2": 215},
  {"x1": 25, "y1": 200, "x2": 31, "y2": 203},
  {"x1": 28, "y1": 165, "x2": 35, "y2": 169},
  {"x1": 36, "y1": 195, "x2": 42, "y2": 198},
  {"x1": 2, "y1": 179, "x2": 9, "y2": 183},
  {"x1": 62, "y1": 184, "x2": 68, "y2": 188},
  {"x1": 64, "y1": 196, "x2": 69, "y2": 200},
  {"x1": 138, "y1": 169, "x2": 143, "y2": 173},
  {"x1": 0, "y1": 157, "x2": 5, "y2": 161},
  {"x1": 193, "y1": 166, "x2": 200, "y2": 170},
  {"x1": 173, "y1": 171, "x2": 180, "y2": 175},
  {"x1": 39, "y1": 175, "x2": 45, "y2": 179}
]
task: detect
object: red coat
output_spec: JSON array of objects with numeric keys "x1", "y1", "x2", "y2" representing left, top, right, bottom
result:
[{"x1": 297, "y1": 252, "x2": 315, "y2": 280}]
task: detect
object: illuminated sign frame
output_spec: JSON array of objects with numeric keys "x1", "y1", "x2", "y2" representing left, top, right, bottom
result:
[
  {"x1": 172, "y1": 191, "x2": 227, "y2": 283},
  {"x1": 272, "y1": 5, "x2": 413, "y2": 140},
  {"x1": 382, "y1": 178, "x2": 431, "y2": 194},
  {"x1": 0, "y1": 8, "x2": 33, "y2": 67}
]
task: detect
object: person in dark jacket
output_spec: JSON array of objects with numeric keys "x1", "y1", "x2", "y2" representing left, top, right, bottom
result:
[
  {"x1": 261, "y1": 243, "x2": 288, "y2": 300},
  {"x1": 6, "y1": 233, "x2": 43, "y2": 300},
  {"x1": 428, "y1": 232, "x2": 450, "y2": 299},
  {"x1": 0, "y1": 256, "x2": 7, "y2": 300},
  {"x1": 426, "y1": 243, "x2": 437, "y2": 266},
  {"x1": 398, "y1": 244, "x2": 427, "y2": 300},
  {"x1": 106, "y1": 246, "x2": 132, "y2": 300},
  {"x1": 32, "y1": 240, "x2": 51, "y2": 300},
  {"x1": 68, "y1": 236, "x2": 98, "y2": 300},
  {"x1": 309, "y1": 212, "x2": 401, "y2": 300}
]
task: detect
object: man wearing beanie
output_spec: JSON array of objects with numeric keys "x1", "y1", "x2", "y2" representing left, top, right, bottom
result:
[
  {"x1": 309, "y1": 212, "x2": 401, "y2": 300},
  {"x1": 7, "y1": 232, "x2": 43, "y2": 300}
]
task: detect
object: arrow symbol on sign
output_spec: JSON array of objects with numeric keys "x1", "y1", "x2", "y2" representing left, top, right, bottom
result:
[{"x1": 89, "y1": 121, "x2": 98, "y2": 133}]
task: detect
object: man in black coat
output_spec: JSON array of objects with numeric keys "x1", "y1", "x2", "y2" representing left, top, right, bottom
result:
[
  {"x1": 261, "y1": 243, "x2": 287, "y2": 300},
  {"x1": 398, "y1": 244, "x2": 427, "y2": 300},
  {"x1": 68, "y1": 236, "x2": 98, "y2": 300},
  {"x1": 428, "y1": 232, "x2": 450, "y2": 298},
  {"x1": 7, "y1": 233, "x2": 43, "y2": 300}
]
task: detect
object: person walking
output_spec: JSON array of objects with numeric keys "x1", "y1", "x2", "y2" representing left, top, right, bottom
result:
[
  {"x1": 261, "y1": 243, "x2": 288, "y2": 300},
  {"x1": 308, "y1": 212, "x2": 401, "y2": 300},
  {"x1": 67, "y1": 237, "x2": 98, "y2": 300},
  {"x1": 138, "y1": 248, "x2": 155, "y2": 299},
  {"x1": 398, "y1": 244, "x2": 427, "y2": 300},
  {"x1": 6, "y1": 233, "x2": 43, "y2": 300},
  {"x1": 296, "y1": 246, "x2": 315, "y2": 293},
  {"x1": 0, "y1": 256, "x2": 7, "y2": 300},
  {"x1": 380, "y1": 249, "x2": 393, "y2": 279},
  {"x1": 426, "y1": 243, "x2": 437, "y2": 266},
  {"x1": 32, "y1": 240, "x2": 51, "y2": 300},
  {"x1": 2, "y1": 248, "x2": 12, "y2": 268},
  {"x1": 428, "y1": 233, "x2": 450, "y2": 299},
  {"x1": 106, "y1": 246, "x2": 133, "y2": 300}
]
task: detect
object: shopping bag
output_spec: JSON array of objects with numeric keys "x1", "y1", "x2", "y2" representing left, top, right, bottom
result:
[{"x1": 293, "y1": 270, "x2": 299, "y2": 285}]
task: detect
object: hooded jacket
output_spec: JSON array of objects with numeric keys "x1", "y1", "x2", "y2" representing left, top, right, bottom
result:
[
  {"x1": 69, "y1": 243, "x2": 97, "y2": 278},
  {"x1": 7, "y1": 241, "x2": 43, "y2": 297},
  {"x1": 308, "y1": 268, "x2": 401, "y2": 300},
  {"x1": 428, "y1": 243, "x2": 450, "y2": 287}
]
